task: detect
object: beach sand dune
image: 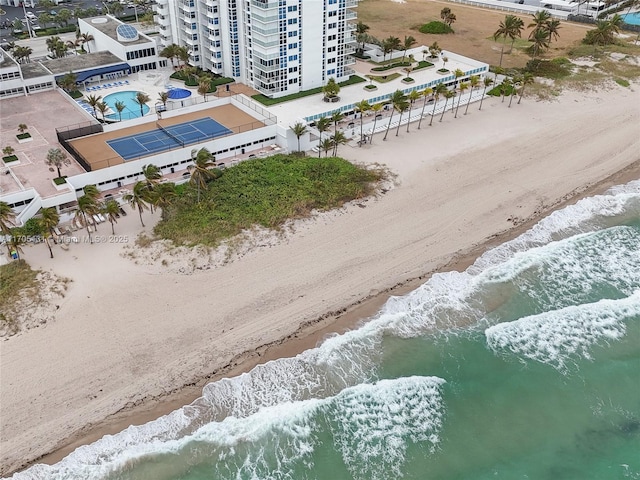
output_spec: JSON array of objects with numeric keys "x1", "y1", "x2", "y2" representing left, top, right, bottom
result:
[{"x1": 1, "y1": 85, "x2": 639, "y2": 475}]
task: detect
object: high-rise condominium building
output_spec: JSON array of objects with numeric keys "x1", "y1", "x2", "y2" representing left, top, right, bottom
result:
[{"x1": 154, "y1": 0, "x2": 358, "y2": 98}]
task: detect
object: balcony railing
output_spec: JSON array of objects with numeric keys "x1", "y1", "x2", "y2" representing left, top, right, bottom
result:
[
  {"x1": 344, "y1": 66, "x2": 355, "y2": 76},
  {"x1": 251, "y1": 0, "x2": 278, "y2": 9},
  {"x1": 343, "y1": 55, "x2": 356, "y2": 66},
  {"x1": 345, "y1": 0, "x2": 358, "y2": 7}
]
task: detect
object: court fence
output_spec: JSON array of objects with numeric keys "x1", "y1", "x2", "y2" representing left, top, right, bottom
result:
[{"x1": 56, "y1": 122, "x2": 104, "y2": 172}]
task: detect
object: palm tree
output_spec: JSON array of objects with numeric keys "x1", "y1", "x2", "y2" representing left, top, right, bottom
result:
[
  {"x1": 0, "y1": 201, "x2": 16, "y2": 254},
  {"x1": 528, "y1": 10, "x2": 551, "y2": 35},
  {"x1": 75, "y1": 195, "x2": 98, "y2": 242},
  {"x1": 80, "y1": 32, "x2": 94, "y2": 53},
  {"x1": 134, "y1": 92, "x2": 151, "y2": 117},
  {"x1": 517, "y1": 72, "x2": 534, "y2": 104},
  {"x1": 383, "y1": 90, "x2": 406, "y2": 141},
  {"x1": 369, "y1": 103, "x2": 384, "y2": 144},
  {"x1": 66, "y1": 38, "x2": 80, "y2": 55},
  {"x1": 83, "y1": 184, "x2": 101, "y2": 202},
  {"x1": 96, "y1": 101, "x2": 109, "y2": 121},
  {"x1": 479, "y1": 77, "x2": 494, "y2": 110},
  {"x1": 316, "y1": 117, "x2": 331, "y2": 157},
  {"x1": 356, "y1": 21, "x2": 370, "y2": 55},
  {"x1": 509, "y1": 75, "x2": 520, "y2": 107},
  {"x1": 440, "y1": 90, "x2": 455, "y2": 122},
  {"x1": 188, "y1": 147, "x2": 217, "y2": 202},
  {"x1": 320, "y1": 138, "x2": 334, "y2": 157},
  {"x1": 39, "y1": 207, "x2": 59, "y2": 258},
  {"x1": 406, "y1": 90, "x2": 421, "y2": 132},
  {"x1": 124, "y1": 182, "x2": 150, "y2": 227},
  {"x1": 494, "y1": 15, "x2": 525, "y2": 67},
  {"x1": 114, "y1": 101, "x2": 126, "y2": 121},
  {"x1": 160, "y1": 44, "x2": 178, "y2": 67},
  {"x1": 198, "y1": 80, "x2": 210, "y2": 101},
  {"x1": 500, "y1": 78, "x2": 512, "y2": 103},
  {"x1": 330, "y1": 110, "x2": 344, "y2": 133},
  {"x1": 545, "y1": 19, "x2": 561, "y2": 46},
  {"x1": 290, "y1": 122, "x2": 308, "y2": 153},
  {"x1": 153, "y1": 182, "x2": 177, "y2": 212},
  {"x1": 430, "y1": 83, "x2": 447, "y2": 126},
  {"x1": 45, "y1": 148, "x2": 71, "y2": 179},
  {"x1": 102, "y1": 199, "x2": 120, "y2": 235},
  {"x1": 86, "y1": 94, "x2": 102, "y2": 118},
  {"x1": 417, "y1": 87, "x2": 433, "y2": 129},
  {"x1": 529, "y1": 28, "x2": 550, "y2": 58},
  {"x1": 401, "y1": 35, "x2": 416, "y2": 62},
  {"x1": 354, "y1": 99, "x2": 371, "y2": 144},
  {"x1": 395, "y1": 98, "x2": 410, "y2": 136},
  {"x1": 465, "y1": 75, "x2": 480, "y2": 115},
  {"x1": 142, "y1": 164, "x2": 162, "y2": 189},
  {"x1": 455, "y1": 82, "x2": 469, "y2": 118},
  {"x1": 158, "y1": 91, "x2": 169, "y2": 110},
  {"x1": 331, "y1": 131, "x2": 348, "y2": 156}
]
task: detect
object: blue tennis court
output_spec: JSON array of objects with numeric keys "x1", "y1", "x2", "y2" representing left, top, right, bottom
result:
[{"x1": 107, "y1": 118, "x2": 232, "y2": 161}]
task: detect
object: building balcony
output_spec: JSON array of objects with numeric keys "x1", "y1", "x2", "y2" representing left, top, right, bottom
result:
[
  {"x1": 344, "y1": 66, "x2": 355, "y2": 76},
  {"x1": 345, "y1": 10, "x2": 357, "y2": 20},
  {"x1": 253, "y1": 62, "x2": 282, "y2": 73},
  {"x1": 252, "y1": 37, "x2": 279, "y2": 48},
  {"x1": 344, "y1": 55, "x2": 356, "y2": 66},
  {"x1": 251, "y1": 0, "x2": 278, "y2": 9},
  {"x1": 345, "y1": 0, "x2": 358, "y2": 7},
  {"x1": 156, "y1": 15, "x2": 171, "y2": 26},
  {"x1": 251, "y1": 12, "x2": 278, "y2": 23},
  {"x1": 344, "y1": 44, "x2": 355, "y2": 54}
]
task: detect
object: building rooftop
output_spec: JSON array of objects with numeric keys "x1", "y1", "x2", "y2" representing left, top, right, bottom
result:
[
  {"x1": 84, "y1": 16, "x2": 151, "y2": 46},
  {"x1": 20, "y1": 61, "x2": 53, "y2": 79},
  {"x1": 39, "y1": 51, "x2": 125, "y2": 76}
]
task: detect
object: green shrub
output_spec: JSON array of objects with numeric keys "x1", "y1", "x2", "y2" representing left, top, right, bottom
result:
[
  {"x1": 487, "y1": 85, "x2": 515, "y2": 96},
  {"x1": 2, "y1": 155, "x2": 18, "y2": 163},
  {"x1": 419, "y1": 21, "x2": 454, "y2": 35},
  {"x1": 155, "y1": 154, "x2": 385, "y2": 246},
  {"x1": 524, "y1": 59, "x2": 571, "y2": 79},
  {"x1": 403, "y1": 77, "x2": 414, "y2": 82},
  {"x1": 413, "y1": 60, "x2": 435, "y2": 71},
  {"x1": 364, "y1": 84, "x2": 377, "y2": 90},
  {"x1": 371, "y1": 61, "x2": 412, "y2": 72},
  {"x1": 53, "y1": 176, "x2": 67, "y2": 185},
  {"x1": 615, "y1": 78, "x2": 630, "y2": 87},
  {"x1": 16, "y1": 133, "x2": 31, "y2": 140}
]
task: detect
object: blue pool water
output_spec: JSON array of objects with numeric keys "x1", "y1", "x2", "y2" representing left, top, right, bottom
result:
[
  {"x1": 622, "y1": 11, "x2": 640, "y2": 26},
  {"x1": 103, "y1": 91, "x2": 151, "y2": 121}
]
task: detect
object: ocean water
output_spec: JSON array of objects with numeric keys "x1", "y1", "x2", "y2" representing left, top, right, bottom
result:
[{"x1": 9, "y1": 181, "x2": 640, "y2": 480}]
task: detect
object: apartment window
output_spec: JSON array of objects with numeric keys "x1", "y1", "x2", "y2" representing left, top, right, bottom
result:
[
  {"x1": 328, "y1": 23, "x2": 336, "y2": 29},
  {"x1": 327, "y1": 57, "x2": 336, "y2": 63},
  {"x1": 287, "y1": 5, "x2": 297, "y2": 11},
  {"x1": 328, "y1": 0, "x2": 337, "y2": 3},
  {"x1": 288, "y1": 78, "x2": 298, "y2": 84},
  {"x1": 288, "y1": 66, "x2": 298, "y2": 73},
  {"x1": 327, "y1": 46, "x2": 336, "y2": 52},
  {"x1": 287, "y1": 30, "x2": 298, "y2": 37},
  {"x1": 191, "y1": 23, "x2": 197, "y2": 30},
  {"x1": 328, "y1": 34, "x2": 336, "y2": 41},
  {"x1": 327, "y1": 68, "x2": 335, "y2": 75},
  {"x1": 288, "y1": 42, "x2": 298, "y2": 49},
  {"x1": 288, "y1": 54, "x2": 298, "y2": 61},
  {"x1": 328, "y1": 10, "x2": 337, "y2": 17},
  {"x1": 287, "y1": 18, "x2": 297, "y2": 24}
]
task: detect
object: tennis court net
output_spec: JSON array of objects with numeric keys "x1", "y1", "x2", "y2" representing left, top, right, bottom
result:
[{"x1": 156, "y1": 122, "x2": 184, "y2": 147}]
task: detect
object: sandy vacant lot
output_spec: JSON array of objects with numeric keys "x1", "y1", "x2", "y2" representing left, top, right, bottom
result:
[{"x1": 358, "y1": 0, "x2": 591, "y2": 68}]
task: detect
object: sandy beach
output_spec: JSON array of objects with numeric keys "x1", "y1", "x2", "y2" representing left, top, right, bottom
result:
[{"x1": 1, "y1": 83, "x2": 639, "y2": 476}]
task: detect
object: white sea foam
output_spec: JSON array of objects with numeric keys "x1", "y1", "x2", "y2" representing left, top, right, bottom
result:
[
  {"x1": 485, "y1": 292, "x2": 640, "y2": 373},
  {"x1": 329, "y1": 376, "x2": 446, "y2": 480},
  {"x1": 470, "y1": 183, "x2": 640, "y2": 275},
  {"x1": 12, "y1": 377, "x2": 445, "y2": 480}
]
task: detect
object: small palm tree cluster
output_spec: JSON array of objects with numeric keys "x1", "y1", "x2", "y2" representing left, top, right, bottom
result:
[
  {"x1": 123, "y1": 164, "x2": 177, "y2": 226},
  {"x1": 583, "y1": 14, "x2": 625, "y2": 51},
  {"x1": 494, "y1": 12, "x2": 561, "y2": 64},
  {"x1": 494, "y1": 72, "x2": 535, "y2": 107},
  {"x1": 440, "y1": 8, "x2": 457, "y2": 27},
  {"x1": 12, "y1": 45, "x2": 33, "y2": 64},
  {"x1": 159, "y1": 44, "x2": 191, "y2": 69},
  {"x1": 46, "y1": 36, "x2": 68, "y2": 59}
]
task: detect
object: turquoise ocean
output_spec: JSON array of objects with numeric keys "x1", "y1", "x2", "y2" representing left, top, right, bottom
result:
[{"x1": 10, "y1": 181, "x2": 640, "y2": 480}]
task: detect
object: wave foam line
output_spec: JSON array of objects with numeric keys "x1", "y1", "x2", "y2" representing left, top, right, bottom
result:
[
  {"x1": 485, "y1": 292, "x2": 640, "y2": 373},
  {"x1": 13, "y1": 377, "x2": 446, "y2": 480}
]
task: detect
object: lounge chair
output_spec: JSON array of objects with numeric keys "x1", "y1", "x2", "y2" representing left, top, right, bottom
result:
[
  {"x1": 54, "y1": 227, "x2": 63, "y2": 236},
  {"x1": 98, "y1": 213, "x2": 106, "y2": 222},
  {"x1": 118, "y1": 207, "x2": 127, "y2": 216},
  {"x1": 124, "y1": 80, "x2": 129, "y2": 85},
  {"x1": 93, "y1": 214, "x2": 102, "y2": 224}
]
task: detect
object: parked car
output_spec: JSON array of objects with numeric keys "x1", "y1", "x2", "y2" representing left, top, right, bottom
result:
[{"x1": 25, "y1": 11, "x2": 36, "y2": 19}]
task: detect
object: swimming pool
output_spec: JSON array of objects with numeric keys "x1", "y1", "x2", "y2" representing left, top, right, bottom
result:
[
  {"x1": 103, "y1": 91, "x2": 151, "y2": 121},
  {"x1": 622, "y1": 11, "x2": 640, "y2": 26}
]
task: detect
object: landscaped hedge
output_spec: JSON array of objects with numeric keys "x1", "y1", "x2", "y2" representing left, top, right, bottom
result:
[
  {"x1": 170, "y1": 70, "x2": 235, "y2": 92},
  {"x1": 413, "y1": 60, "x2": 435, "y2": 71},
  {"x1": 371, "y1": 61, "x2": 412, "y2": 72},
  {"x1": 419, "y1": 21, "x2": 454, "y2": 34},
  {"x1": 252, "y1": 75, "x2": 366, "y2": 106}
]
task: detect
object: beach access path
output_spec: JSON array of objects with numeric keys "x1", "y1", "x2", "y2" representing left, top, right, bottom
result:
[{"x1": 1, "y1": 83, "x2": 639, "y2": 476}]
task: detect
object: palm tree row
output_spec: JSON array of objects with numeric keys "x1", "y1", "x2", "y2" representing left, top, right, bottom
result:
[{"x1": 494, "y1": 12, "x2": 562, "y2": 64}]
